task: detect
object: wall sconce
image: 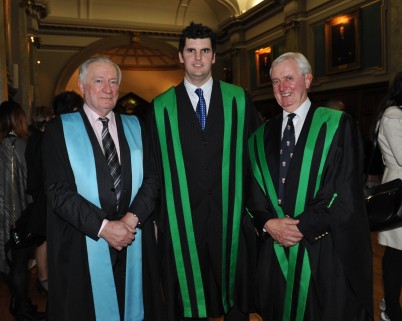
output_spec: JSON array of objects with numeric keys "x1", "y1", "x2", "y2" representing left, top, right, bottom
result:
[{"x1": 29, "y1": 35, "x2": 41, "y2": 48}]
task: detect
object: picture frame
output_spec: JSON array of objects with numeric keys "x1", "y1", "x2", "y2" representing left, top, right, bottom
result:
[
  {"x1": 326, "y1": 12, "x2": 360, "y2": 74},
  {"x1": 255, "y1": 47, "x2": 273, "y2": 87}
]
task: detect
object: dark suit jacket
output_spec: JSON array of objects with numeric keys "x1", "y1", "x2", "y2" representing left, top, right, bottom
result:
[{"x1": 43, "y1": 109, "x2": 160, "y2": 321}]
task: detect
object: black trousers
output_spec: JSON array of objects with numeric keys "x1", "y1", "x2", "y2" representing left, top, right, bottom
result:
[
  {"x1": 109, "y1": 247, "x2": 127, "y2": 320},
  {"x1": 382, "y1": 246, "x2": 402, "y2": 321}
]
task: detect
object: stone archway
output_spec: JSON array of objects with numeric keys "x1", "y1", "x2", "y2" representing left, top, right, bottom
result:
[{"x1": 54, "y1": 34, "x2": 183, "y2": 101}]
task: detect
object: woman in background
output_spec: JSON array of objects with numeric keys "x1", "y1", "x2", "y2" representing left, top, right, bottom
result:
[
  {"x1": 0, "y1": 100, "x2": 45, "y2": 320},
  {"x1": 377, "y1": 72, "x2": 402, "y2": 321}
]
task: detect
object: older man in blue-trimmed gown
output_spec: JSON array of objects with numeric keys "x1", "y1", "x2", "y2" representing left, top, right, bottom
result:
[{"x1": 43, "y1": 56, "x2": 162, "y2": 321}]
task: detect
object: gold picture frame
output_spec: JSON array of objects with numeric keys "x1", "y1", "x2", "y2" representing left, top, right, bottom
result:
[
  {"x1": 255, "y1": 47, "x2": 273, "y2": 87},
  {"x1": 326, "y1": 12, "x2": 360, "y2": 73}
]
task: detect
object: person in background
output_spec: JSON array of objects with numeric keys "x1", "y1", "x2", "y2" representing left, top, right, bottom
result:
[
  {"x1": 247, "y1": 52, "x2": 373, "y2": 321},
  {"x1": 148, "y1": 22, "x2": 260, "y2": 320},
  {"x1": 25, "y1": 105, "x2": 53, "y2": 295},
  {"x1": 0, "y1": 100, "x2": 45, "y2": 320},
  {"x1": 42, "y1": 56, "x2": 161, "y2": 321},
  {"x1": 376, "y1": 71, "x2": 402, "y2": 321},
  {"x1": 326, "y1": 98, "x2": 345, "y2": 111},
  {"x1": 52, "y1": 90, "x2": 83, "y2": 115}
]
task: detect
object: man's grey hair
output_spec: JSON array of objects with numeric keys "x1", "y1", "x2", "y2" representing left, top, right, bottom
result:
[
  {"x1": 78, "y1": 56, "x2": 122, "y2": 84},
  {"x1": 270, "y1": 52, "x2": 312, "y2": 77}
]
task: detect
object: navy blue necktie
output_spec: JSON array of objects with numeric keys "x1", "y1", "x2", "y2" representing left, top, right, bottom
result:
[
  {"x1": 278, "y1": 113, "x2": 296, "y2": 206},
  {"x1": 99, "y1": 117, "x2": 122, "y2": 207},
  {"x1": 195, "y1": 88, "x2": 207, "y2": 130}
]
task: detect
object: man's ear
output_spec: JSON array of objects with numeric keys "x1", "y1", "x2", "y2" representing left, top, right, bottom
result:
[
  {"x1": 78, "y1": 79, "x2": 85, "y2": 95},
  {"x1": 305, "y1": 73, "x2": 313, "y2": 89},
  {"x1": 179, "y1": 52, "x2": 184, "y2": 63}
]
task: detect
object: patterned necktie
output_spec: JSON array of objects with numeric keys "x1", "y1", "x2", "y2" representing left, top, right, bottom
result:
[
  {"x1": 195, "y1": 88, "x2": 207, "y2": 130},
  {"x1": 99, "y1": 117, "x2": 122, "y2": 207},
  {"x1": 278, "y1": 113, "x2": 296, "y2": 206}
]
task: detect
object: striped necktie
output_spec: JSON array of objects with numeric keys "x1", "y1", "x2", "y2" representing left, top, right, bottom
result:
[
  {"x1": 278, "y1": 113, "x2": 296, "y2": 206},
  {"x1": 99, "y1": 117, "x2": 122, "y2": 208}
]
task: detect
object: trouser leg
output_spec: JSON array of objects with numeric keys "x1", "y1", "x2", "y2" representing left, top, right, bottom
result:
[{"x1": 382, "y1": 246, "x2": 402, "y2": 321}]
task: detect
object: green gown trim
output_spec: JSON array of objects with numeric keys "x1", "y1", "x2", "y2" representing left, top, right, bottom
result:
[
  {"x1": 248, "y1": 107, "x2": 342, "y2": 321},
  {"x1": 153, "y1": 81, "x2": 245, "y2": 317}
]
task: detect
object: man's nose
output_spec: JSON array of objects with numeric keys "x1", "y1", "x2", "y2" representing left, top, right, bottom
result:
[
  {"x1": 279, "y1": 82, "x2": 287, "y2": 91},
  {"x1": 103, "y1": 82, "x2": 112, "y2": 92}
]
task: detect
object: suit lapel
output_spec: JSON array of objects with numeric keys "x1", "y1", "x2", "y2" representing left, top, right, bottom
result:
[
  {"x1": 265, "y1": 114, "x2": 282, "y2": 195},
  {"x1": 115, "y1": 113, "x2": 132, "y2": 215},
  {"x1": 176, "y1": 82, "x2": 202, "y2": 132},
  {"x1": 206, "y1": 80, "x2": 223, "y2": 132},
  {"x1": 285, "y1": 104, "x2": 318, "y2": 214}
]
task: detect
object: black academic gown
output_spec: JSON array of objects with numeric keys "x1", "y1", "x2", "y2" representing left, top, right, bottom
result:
[
  {"x1": 147, "y1": 80, "x2": 260, "y2": 319},
  {"x1": 43, "y1": 110, "x2": 161, "y2": 321},
  {"x1": 25, "y1": 126, "x2": 47, "y2": 238},
  {"x1": 247, "y1": 105, "x2": 374, "y2": 321}
]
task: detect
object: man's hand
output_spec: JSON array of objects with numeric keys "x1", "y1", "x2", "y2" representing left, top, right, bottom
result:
[
  {"x1": 264, "y1": 217, "x2": 303, "y2": 247},
  {"x1": 120, "y1": 212, "x2": 139, "y2": 230},
  {"x1": 99, "y1": 220, "x2": 135, "y2": 251}
]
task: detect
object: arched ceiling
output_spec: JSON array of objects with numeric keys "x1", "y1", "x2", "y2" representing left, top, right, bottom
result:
[
  {"x1": 40, "y1": 0, "x2": 265, "y2": 31},
  {"x1": 38, "y1": 0, "x2": 265, "y2": 73},
  {"x1": 100, "y1": 41, "x2": 180, "y2": 70},
  {"x1": 36, "y1": 0, "x2": 266, "y2": 103}
]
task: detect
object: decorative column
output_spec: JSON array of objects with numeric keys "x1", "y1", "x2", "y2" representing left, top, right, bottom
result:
[
  {"x1": 388, "y1": 0, "x2": 402, "y2": 82},
  {"x1": 8, "y1": 0, "x2": 47, "y2": 113},
  {"x1": 0, "y1": 1, "x2": 8, "y2": 101},
  {"x1": 226, "y1": 26, "x2": 250, "y2": 90},
  {"x1": 282, "y1": 0, "x2": 307, "y2": 54},
  {"x1": 15, "y1": 0, "x2": 31, "y2": 112}
]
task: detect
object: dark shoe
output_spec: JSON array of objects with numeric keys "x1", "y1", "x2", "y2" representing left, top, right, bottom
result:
[
  {"x1": 10, "y1": 297, "x2": 46, "y2": 321},
  {"x1": 35, "y1": 279, "x2": 48, "y2": 295}
]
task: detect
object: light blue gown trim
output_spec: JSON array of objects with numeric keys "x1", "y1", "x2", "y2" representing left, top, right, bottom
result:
[{"x1": 62, "y1": 113, "x2": 144, "y2": 321}]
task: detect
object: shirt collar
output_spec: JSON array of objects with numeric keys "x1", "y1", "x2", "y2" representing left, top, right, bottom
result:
[
  {"x1": 282, "y1": 98, "x2": 311, "y2": 122},
  {"x1": 184, "y1": 77, "x2": 213, "y2": 97},
  {"x1": 83, "y1": 104, "x2": 115, "y2": 126}
]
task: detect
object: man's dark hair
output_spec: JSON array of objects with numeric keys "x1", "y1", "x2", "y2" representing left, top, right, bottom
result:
[
  {"x1": 179, "y1": 22, "x2": 217, "y2": 53},
  {"x1": 52, "y1": 90, "x2": 84, "y2": 115}
]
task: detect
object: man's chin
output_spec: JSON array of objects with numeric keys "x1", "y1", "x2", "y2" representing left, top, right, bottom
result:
[{"x1": 100, "y1": 103, "x2": 117, "y2": 110}]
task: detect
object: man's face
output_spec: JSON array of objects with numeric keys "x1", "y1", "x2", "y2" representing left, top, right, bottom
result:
[
  {"x1": 271, "y1": 59, "x2": 313, "y2": 113},
  {"x1": 78, "y1": 61, "x2": 119, "y2": 116},
  {"x1": 179, "y1": 38, "x2": 216, "y2": 87}
]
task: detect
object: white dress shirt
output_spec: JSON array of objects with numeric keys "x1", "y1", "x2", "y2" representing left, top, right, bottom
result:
[
  {"x1": 281, "y1": 98, "x2": 311, "y2": 143},
  {"x1": 184, "y1": 77, "x2": 213, "y2": 115},
  {"x1": 83, "y1": 104, "x2": 121, "y2": 161}
]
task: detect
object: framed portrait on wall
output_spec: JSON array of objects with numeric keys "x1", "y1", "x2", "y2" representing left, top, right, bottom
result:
[
  {"x1": 326, "y1": 12, "x2": 360, "y2": 73},
  {"x1": 255, "y1": 47, "x2": 273, "y2": 87}
]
